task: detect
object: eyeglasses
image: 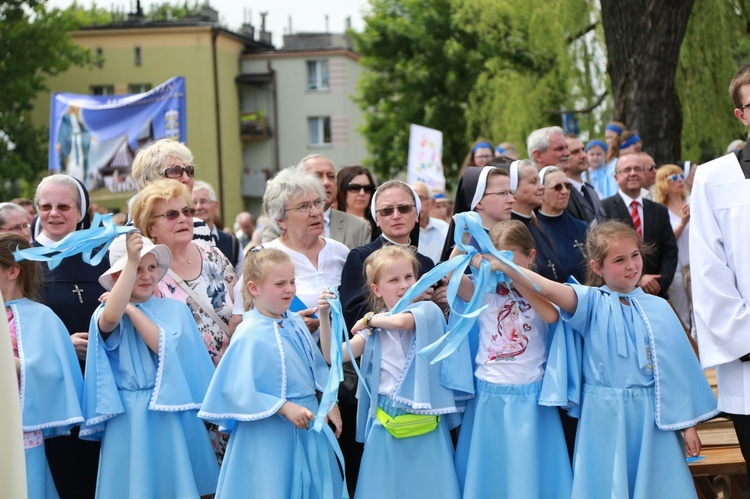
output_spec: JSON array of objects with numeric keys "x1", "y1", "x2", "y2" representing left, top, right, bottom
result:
[
  {"x1": 286, "y1": 198, "x2": 325, "y2": 214},
  {"x1": 739, "y1": 103, "x2": 750, "y2": 111},
  {"x1": 376, "y1": 204, "x2": 415, "y2": 217},
  {"x1": 153, "y1": 206, "x2": 196, "y2": 221},
  {"x1": 484, "y1": 190, "x2": 516, "y2": 198},
  {"x1": 549, "y1": 182, "x2": 573, "y2": 192},
  {"x1": 1, "y1": 222, "x2": 31, "y2": 232},
  {"x1": 474, "y1": 154, "x2": 493, "y2": 160},
  {"x1": 38, "y1": 203, "x2": 74, "y2": 212},
  {"x1": 616, "y1": 166, "x2": 644, "y2": 174},
  {"x1": 161, "y1": 164, "x2": 195, "y2": 179},
  {"x1": 667, "y1": 173, "x2": 686, "y2": 182},
  {"x1": 346, "y1": 183, "x2": 375, "y2": 194}
]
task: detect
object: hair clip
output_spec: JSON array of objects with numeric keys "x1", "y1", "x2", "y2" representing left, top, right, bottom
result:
[{"x1": 250, "y1": 245, "x2": 264, "y2": 253}]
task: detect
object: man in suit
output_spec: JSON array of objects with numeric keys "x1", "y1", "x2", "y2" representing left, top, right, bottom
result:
[
  {"x1": 192, "y1": 180, "x2": 242, "y2": 272},
  {"x1": 601, "y1": 153, "x2": 677, "y2": 298},
  {"x1": 562, "y1": 133, "x2": 606, "y2": 225},
  {"x1": 262, "y1": 154, "x2": 371, "y2": 249}
]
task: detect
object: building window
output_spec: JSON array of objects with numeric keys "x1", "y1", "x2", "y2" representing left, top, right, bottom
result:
[
  {"x1": 90, "y1": 85, "x2": 114, "y2": 96},
  {"x1": 128, "y1": 83, "x2": 152, "y2": 94},
  {"x1": 96, "y1": 47, "x2": 104, "y2": 68},
  {"x1": 306, "y1": 60, "x2": 329, "y2": 91},
  {"x1": 308, "y1": 117, "x2": 331, "y2": 146},
  {"x1": 134, "y1": 46, "x2": 142, "y2": 66}
]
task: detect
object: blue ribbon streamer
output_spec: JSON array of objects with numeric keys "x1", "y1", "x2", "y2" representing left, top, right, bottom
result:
[
  {"x1": 14, "y1": 213, "x2": 136, "y2": 269},
  {"x1": 388, "y1": 211, "x2": 539, "y2": 364}
]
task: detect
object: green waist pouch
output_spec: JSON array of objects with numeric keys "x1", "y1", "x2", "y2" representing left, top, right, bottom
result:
[{"x1": 375, "y1": 407, "x2": 440, "y2": 439}]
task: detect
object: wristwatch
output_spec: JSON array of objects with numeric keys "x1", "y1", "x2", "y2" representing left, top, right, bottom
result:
[{"x1": 363, "y1": 311, "x2": 375, "y2": 328}]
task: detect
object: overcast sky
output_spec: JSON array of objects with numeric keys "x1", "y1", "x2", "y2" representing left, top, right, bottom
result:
[{"x1": 48, "y1": 0, "x2": 371, "y2": 47}]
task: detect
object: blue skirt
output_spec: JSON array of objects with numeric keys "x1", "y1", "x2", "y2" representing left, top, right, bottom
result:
[
  {"x1": 96, "y1": 389, "x2": 219, "y2": 499},
  {"x1": 355, "y1": 395, "x2": 460, "y2": 499},
  {"x1": 572, "y1": 384, "x2": 696, "y2": 498},
  {"x1": 454, "y1": 379, "x2": 572, "y2": 498},
  {"x1": 25, "y1": 442, "x2": 58, "y2": 499},
  {"x1": 216, "y1": 394, "x2": 343, "y2": 499}
]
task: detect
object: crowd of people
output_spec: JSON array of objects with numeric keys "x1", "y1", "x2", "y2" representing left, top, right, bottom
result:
[{"x1": 7, "y1": 64, "x2": 750, "y2": 499}]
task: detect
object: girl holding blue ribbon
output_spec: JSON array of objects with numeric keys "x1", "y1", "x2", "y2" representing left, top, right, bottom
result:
[
  {"x1": 1, "y1": 233, "x2": 84, "y2": 499},
  {"x1": 318, "y1": 244, "x2": 470, "y2": 499},
  {"x1": 199, "y1": 248, "x2": 344, "y2": 498},
  {"x1": 479, "y1": 220, "x2": 718, "y2": 498},
  {"x1": 451, "y1": 220, "x2": 572, "y2": 498},
  {"x1": 80, "y1": 231, "x2": 219, "y2": 498}
]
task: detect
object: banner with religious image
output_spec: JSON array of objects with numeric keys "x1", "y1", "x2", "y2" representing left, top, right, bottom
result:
[
  {"x1": 407, "y1": 124, "x2": 445, "y2": 193},
  {"x1": 48, "y1": 76, "x2": 186, "y2": 194}
]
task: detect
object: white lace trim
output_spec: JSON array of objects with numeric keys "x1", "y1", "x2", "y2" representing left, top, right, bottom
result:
[
  {"x1": 633, "y1": 298, "x2": 720, "y2": 430},
  {"x1": 23, "y1": 415, "x2": 84, "y2": 433},
  {"x1": 13, "y1": 304, "x2": 26, "y2": 417},
  {"x1": 148, "y1": 325, "x2": 167, "y2": 410},
  {"x1": 198, "y1": 399, "x2": 287, "y2": 423}
]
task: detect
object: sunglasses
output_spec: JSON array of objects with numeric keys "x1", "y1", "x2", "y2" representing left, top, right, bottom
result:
[
  {"x1": 347, "y1": 183, "x2": 375, "y2": 194},
  {"x1": 667, "y1": 173, "x2": 686, "y2": 182},
  {"x1": 376, "y1": 204, "x2": 415, "y2": 217},
  {"x1": 550, "y1": 182, "x2": 573, "y2": 192},
  {"x1": 154, "y1": 206, "x2": 196, "y2": 221},
  {"x1": 161, "y1": 164, "x2": 195, "y2": 179},
  {"x1": 37, "y1": 203, "x2": 74, "y2": 212}
]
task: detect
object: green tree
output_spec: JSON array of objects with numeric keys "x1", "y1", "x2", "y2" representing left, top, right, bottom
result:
[
  {"x1": 677, "y1": 0, "x2": 750, "y2": 163},
  {"x1": 0, "y1": 0, "x2": 96, "y2": 198},
  {"x1": 355, "y1": 0, "x2": 605, "y2": 185},
  {"x1": 458, "y1": 0, "x2": 604, "y2": 154},
  {"x1": 353, "y1": 0, "x2": 486, "y2": 185}
]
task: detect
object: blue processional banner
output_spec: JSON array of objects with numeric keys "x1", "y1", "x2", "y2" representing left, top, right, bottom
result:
[{"x1": 48, "y1": 76, "x2": 186, "y2": 194}]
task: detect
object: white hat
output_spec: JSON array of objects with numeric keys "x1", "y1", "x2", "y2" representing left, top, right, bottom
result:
[{"x1": 99, "y1": 234, "x2": 172, "y2": 291}]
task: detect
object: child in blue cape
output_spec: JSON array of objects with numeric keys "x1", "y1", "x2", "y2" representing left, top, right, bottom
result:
[
  {"x1": 1, "y1": 233, "x2": 83, "y2": 499},
  {"x1": 199, "y1": 248, "x2": 344, "y2": 498},
  {"x1": 483, "y1": 220, "x2": 718, "y2": 498},
  {"x1": 452, "y1": 220, "x2": 572, "y2": 498},
  {"x1": 318, "y1": 245, "x2": 472, "y2": 499},
  {"x1": 80, "y1": 232, "x2": 218, "y2": 498}
]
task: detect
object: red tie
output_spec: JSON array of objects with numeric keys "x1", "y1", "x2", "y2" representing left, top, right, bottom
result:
[{"x1": 630, "y1": 200, "x2": 642, "y2": 237}]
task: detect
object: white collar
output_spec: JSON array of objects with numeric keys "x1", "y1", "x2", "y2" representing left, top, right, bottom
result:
[
  {"x1": 382, "y1": 234, "x2": 411, "y2": 246},
  {"x1": 35, "y1": 232, "x2": 56, "y2": 247},
  {"x1": 618, "y1": 190, "x2": 643, "y2": 206}
]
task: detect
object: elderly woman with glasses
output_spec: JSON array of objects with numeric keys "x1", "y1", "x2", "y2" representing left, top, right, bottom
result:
[
  {"x1": 132, "y1": 179, "x2": 235, "y2": 463},
  {"x1": 654, "y1": 165, "x2": 693, "y2": 332},
  {"x1": 31, "y1": 173, "x2": 104, "y2": 497},
  {"x1": 261, "y1": 166, "x2": 350, "y2": 336},
  {"x1": 509, "y1": 160, "x2": 565, "y2": 283},
  {"x1": 536, "y1": 167, "x2": 589, "y2": 283},
  {"x1": 0, "y1": 203, "x2": 31, "y2": 240},
  {"x1": 131, "y1": 138, "x2": 213, "y2": 245}
]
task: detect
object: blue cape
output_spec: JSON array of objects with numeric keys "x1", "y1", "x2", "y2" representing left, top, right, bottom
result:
[
  {"x1": 356, "y1": 301, "x2": 473, "y2": 442},
  {"x1": 198, "y1": 308, "x2": 329, "y2": 434},
  {"x1": 80, "y1": 297, "x2": 215, "y2": 440},
  {"x1": 540, "y1": 285, "x2": 718, "y2": 430},
  {"x1": 10, "y1": 298, "x2": 83, "y2": 437}
]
